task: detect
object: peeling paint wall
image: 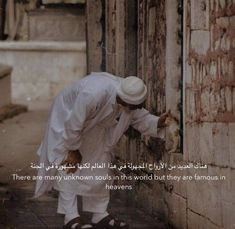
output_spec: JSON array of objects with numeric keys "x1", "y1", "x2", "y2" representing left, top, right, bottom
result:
[
  {"x1": 180, "y1": 0, "x2": 235, "y2": 228},
  {"x1": 113, "y1": 0, "x2": 168, "y2": 220},
  {"x1": 86, "y1": 0, "x2": 235, "y2": 228}
]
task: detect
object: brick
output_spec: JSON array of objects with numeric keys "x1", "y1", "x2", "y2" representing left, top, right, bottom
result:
[
  {"x1": 191, "y1": 0, "x2": 209, "y2": 30},
  {"x1": 220, "y1": 34, "x2": 228, "y2": 51},
  {"x1": 219, "y1": 87, "x2": 226, "y2": 112},
  {"x1": 212, "y1": 123, "x2": 229, "y2": 167},
  {"x1": 219, "y1": 0, "x2": 226, "y2": 8},
  {"x1": 209, "y1": 90, "x2": 220, "y2": 118},
  {"x1": 210, "y1": 61, "x2": 217, "y2": 76},
  {"x1": 231, "y1": 16, "x2": 235, "y2": 27},
  {"x1": 222, "y1": 201, "x2": 235, "y2": 229},
  {"x1": 225, "y1": 86, "x2": 233, "y2": 112},
  {"x1": 191, "y1": 31, "x2": 210, "y2": 55},
  {"x1": 228, "y1": 61, "x2": 233, "y2": 81},
  {"x1": 201, "y1": 88, "x2": 211, "y2": 119},
  {"x1": 216, "y1": 17, "x2": 229, "y2": 28},
  {"x1": 185, "y1": 63, "x2": 192, "y2": 84}
]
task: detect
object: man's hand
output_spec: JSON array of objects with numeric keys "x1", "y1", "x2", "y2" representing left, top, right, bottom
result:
[
  {"x1": 61, "y1": 150, "x2": 82, "y2": 174},
  {"x1": 157, "y1": 110, "x2": 171, "y2": 128}
]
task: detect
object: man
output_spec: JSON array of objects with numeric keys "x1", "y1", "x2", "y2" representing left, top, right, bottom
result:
[{"x1": 35, "y1": 72, "x2": 168, "y2": 229}]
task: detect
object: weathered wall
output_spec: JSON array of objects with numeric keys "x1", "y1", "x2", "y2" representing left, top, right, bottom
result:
[
  {"x1": 0, "y1": 42, "x2": 86, "y2": 102},
  {"x1": 86, "y1": 0, "x2": 235, "y2": 228},
  {"x1": 86, "y1": 0, "x2": 106, "y2": 72},
  {"x1": 108, "y1": 0, "x2": 169, "y2": 220},
  {"x1": 181, "y1": 0, "x2": 235, "y2": 228},
  {"x1": 28, "y1": 8, "x2": 85, "y2": 41},
  {"x1": 109, "y1": 0, "x2": 235, "y2": 228}
]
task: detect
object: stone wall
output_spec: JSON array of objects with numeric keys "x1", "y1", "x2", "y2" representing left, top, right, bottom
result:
[
  {"x1": 86, "y1": 0, "x2": 235, "y2": 228},
  {"x1": 28, "y1": 8, "x2": 85, "y2": 41},
  {"x1": 180, "y1": 0, "x2": 235, "y2": 228},
  {"x1": 0, "y1": 41, "x2": 86, "y2": 102}
]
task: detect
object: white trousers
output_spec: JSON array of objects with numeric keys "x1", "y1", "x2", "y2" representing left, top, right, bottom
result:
[{"x1": 57, "y1": 191, "x2": 110, "y2": 218}]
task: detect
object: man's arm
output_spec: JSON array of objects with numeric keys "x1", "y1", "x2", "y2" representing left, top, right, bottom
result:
[{"x1": 131, "y1": 108, "x2": 168, "y2": 138}]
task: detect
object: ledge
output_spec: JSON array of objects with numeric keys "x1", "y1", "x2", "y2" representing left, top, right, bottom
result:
[
  {"x1": 0, "y1": 64, "x2": 12, "y2": 79},
  {"x1": 0, "y1": 104, "x2": 28, "y2": 122},
  {"x1": 0, "y1": 41, "x2": 86, "y2": 52}
]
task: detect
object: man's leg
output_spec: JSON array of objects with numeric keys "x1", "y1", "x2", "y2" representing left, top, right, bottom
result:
[
  {"x1": 82, "y1": 195, "x2": 109, "y2": 223},
  {"x1": 57, "y1": 190, "x2": 80, "y2": 225}
]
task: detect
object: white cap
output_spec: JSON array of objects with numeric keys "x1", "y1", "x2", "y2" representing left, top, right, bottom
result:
[{"x1": 117, "y1": 76, "x2": 147, "y2": 105}]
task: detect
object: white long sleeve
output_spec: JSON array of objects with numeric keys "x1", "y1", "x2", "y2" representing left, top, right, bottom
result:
[{"x1": 62, "y1": 92, "x2": 98, "y2": 151}]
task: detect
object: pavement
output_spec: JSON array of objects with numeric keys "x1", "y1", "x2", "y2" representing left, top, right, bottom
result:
[{"x1": 0, "y1": 101, "x2": 166, "y2": 229}]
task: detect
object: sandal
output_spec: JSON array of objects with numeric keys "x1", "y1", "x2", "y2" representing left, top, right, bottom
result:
[
  {"x1": 92, "y1": 214, "x2": 129, "y2": 229},
  {"x1": 63, "y1": 217, "x2": 81, "y2": 229}
]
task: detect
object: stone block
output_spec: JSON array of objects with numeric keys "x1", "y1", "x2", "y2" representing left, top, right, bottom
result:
[
  {"x1": 209, "y1": 89, "x2": 220, "y2": 118},
  {"x1": 0, "y1": 42, "x2": 86, "y2": 102},
  {"x1": 222, "y1": 201, "x2": 235, "y2": 229},
  {"x1": 191, "y1": 0, "x2": 209, "y2": 30},
  {"x1": 219, "y1": 0, "x2": 226, "y2": 8},
  {"x1": 185, "y1": 123, "x2": 200, "y2": 162},
  {"x1": 185, "y1": 88, "x2": 196, "y2": 121},
  {"x1": 137, "y1": 182, "x2": 154, "y2": 215},
  {"x1": 187, "y1": 209, "x2": 207, "y2": 229},
  {"x1": 28, "y1": 9, "x2": 85, "y2": 41},
  {"x1": 216, "y1": 17, "x2": 229, "y2": 28},
  {"x1": 205, "y1": 219, "x2": 221, "y2": 229},
  {"x1": 201, "y1": 88, "x2": 211, "y2": 119},
  {"x1": 220, "y1": 168, "x2": 235, "y2": 204},
  {"x1": 187, "y1": 167, "x2": 210, "y2": 216},
  {"x1": 229, "y1": 123, "x2": 235, "y2": 169},
  {"x1": 164, "y1": 192, "x2": 187, "y2": 229},
  {"x1": 212, "y1": 123, "x2": 229, "y2": 167},
  {"x1": 231, "y1": 16, "x2": 235, "y2": 28},
  {"x1": 164, "y1": 153, "x2": 187, "y2": 198},
  {"x1": 199, "y1": 123, "x2": 214, "y2": 164},
  {"x1": 206, "y1": 165, "x2": 223, "y2": 226},
  {"x1": 152, "y1": 182, "x2": 165, "y2": 216},
  {"x1": 191, "y1": 31, "x2": 210, "y2": 55},
  {"x1": 224, "y1": 86, "x2": 233, "y2": 112}
]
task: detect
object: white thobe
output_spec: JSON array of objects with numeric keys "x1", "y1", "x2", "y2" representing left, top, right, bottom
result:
[{"x1": 34, "y1": 72, "x2": 164, "y2": 198}]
